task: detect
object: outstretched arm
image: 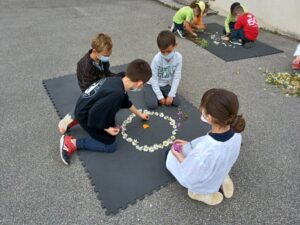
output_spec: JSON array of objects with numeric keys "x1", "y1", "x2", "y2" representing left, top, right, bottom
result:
[{"x1": 129, "y1": 105, "x2": 149, "y2": 120}]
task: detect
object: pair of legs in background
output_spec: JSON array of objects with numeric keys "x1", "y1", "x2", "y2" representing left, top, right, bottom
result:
[
  {"x1": 170, "y1": 22, "x2": 185, "y2": 38},
  {"x1": 164, "y1": 149, "x2": 234, "y2": 205},
  {"x1": 144, "y1": 84, "x2": 180, "y2": 110},
  {"x1": 59, "y1": 117, "x2": 117, "y2": 165},
  {"x1": 223, "y1": 22, "x2": 252, "y2": 46}
]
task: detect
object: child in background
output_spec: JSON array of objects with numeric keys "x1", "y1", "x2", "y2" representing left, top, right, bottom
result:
[
  {"x1": 58, "y1": 33, "x2": 124, "y2": 134},
  {"x1": 144, "y1": 30, "x2": 182, "y2": 109},
  {"x1": 292, "y1": 44, "x2": 300, "y2": 70},
  {"x1": 166, "y1": 88, "x2": 246, "y2": 205},
  {"x1": 77, "y1": 33, "x2": 116, "y2": 92},
  {"x1": 170, "y1": 1, "x2": 207, "y2": 38},
  {"x1": 223, "y1": 2, "x2": 247, "y2": 36},
  {"x1": 192, "y1": 1, "x2": 209, "y2": 30},
  {"x1": 59, "y1": 59, "x2": 152, "y2": 165},
  {"x1": 228, "y1": 5, "x2": 259, "y2": 46}
]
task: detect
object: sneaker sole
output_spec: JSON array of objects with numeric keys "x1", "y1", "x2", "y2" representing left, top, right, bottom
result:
[
  {"x1": 188, "y1": 191, "x2": 223, "y2": 205},
  {"x1": 176, "y1": 30, "x2": 185, "y2": 39},
  {"x1": 221, "y1": 177, "x2": 234, "y2": 198},
  {"x1": 58, "y1": 113, "x2": 73, "y2": 134},
  {"x1": 58, "y1": 120, "x2": 67, "y2": 135},
  {"x1": 230, "y1": 41, "x2": 242, "y2": 46},
  {"x1": 60, "y1": 135, "x2": 69, "y2": 166}
]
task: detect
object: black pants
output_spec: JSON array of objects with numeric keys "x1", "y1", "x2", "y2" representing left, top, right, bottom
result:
[{"x1": 144, "y1": 84, "x2": 180, "y2": 110}]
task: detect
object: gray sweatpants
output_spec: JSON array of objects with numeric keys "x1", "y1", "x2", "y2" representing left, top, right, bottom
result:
[{"x1": 143, "y1": 84, "x2": 180, "y2": 110}]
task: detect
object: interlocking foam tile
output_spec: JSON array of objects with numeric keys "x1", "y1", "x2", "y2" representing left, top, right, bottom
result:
[{"x1": 43, "y1": 65, "x2": 210, "y2": 215}]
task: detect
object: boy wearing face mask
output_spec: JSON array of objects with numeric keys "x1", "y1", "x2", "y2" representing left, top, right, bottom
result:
[
  {"x1": 59, "y1": 59, "x2": 152, "y2": 165},
  {"x1": 58, "y1": 33, "x2": 124, "y2": 134},
  {"x1": 144, "y1": 30, "x2": 182, "y2": 110},
  {"x1": 77, "y1": 33, "x2": 118, "y2": 92}
]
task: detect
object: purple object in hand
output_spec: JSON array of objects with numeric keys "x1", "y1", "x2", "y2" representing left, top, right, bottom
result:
[
  {"x1": 173, "y1": 142, "x2": 182, "y2": 152},
  {"x1": 115, "y1": 125, "x2": 122, "y2": 131}
]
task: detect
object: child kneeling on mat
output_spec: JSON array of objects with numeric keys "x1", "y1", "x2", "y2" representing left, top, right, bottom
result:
[
  {"x1": 166, "y1": 88, "x2": 246, "y2": 205},
  {"x1": 170, "y1": 1, "x2": 207, "y2": 38},
  {"x1": 59, "y1": 59, "x2": 152, "y2": 165},
  {"x1": 223, "y1": 2, "x2": 247, "y2": 36},
  {"x1": 226, "y1": 5, "x2": 259, "y2": 46},
  {"x1": 144, "y1": 30, "x2": 182, "y2": 110},
  {"x1": 58, "y1": 33, "x2": 124, "y2": 134}
]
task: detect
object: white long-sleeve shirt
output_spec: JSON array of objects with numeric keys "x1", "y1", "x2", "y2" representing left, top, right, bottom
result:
[
  {"x1": 147, "y1": 52, "x2": 182, "y2": 100},
  {"x1": 166, "y1": 133, "x2": 242, "y2": 194}
]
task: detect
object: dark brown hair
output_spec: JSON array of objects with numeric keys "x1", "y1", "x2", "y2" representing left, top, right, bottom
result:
[
  {"x1": 233, "y1": 5, "x2": 244, "y2": 15},
  {"x1": 230, "y1": 2, "x2": 240, "y2": 13},
  {"x1": 126, "y1": 59, "x2": 152, "y2": 83},
  {"x1": 157, "y1": 30, "x2": 176, "y2": 50},
  {"x1": 200, "y1": 88, "x2": 246, "y2": 133}
]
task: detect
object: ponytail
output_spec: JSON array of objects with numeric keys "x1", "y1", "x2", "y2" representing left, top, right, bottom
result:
[{"x1": 230, "y1": 115, "x2": 246, "y2": 133}]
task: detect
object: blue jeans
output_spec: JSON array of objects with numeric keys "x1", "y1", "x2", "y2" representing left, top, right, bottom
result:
[
  {"x1": 76, "y1": 138, "x2": 117, "y2": 153},
  {"x1": 173, "y1": 22, "x2": 184, "y2": 32},
  {"x1": 230, "y1": 28, "x2": 250, "y2": 44}
]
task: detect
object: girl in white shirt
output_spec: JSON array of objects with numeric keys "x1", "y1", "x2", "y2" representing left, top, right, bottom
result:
[{"x1": 166, "y1": 88, "x2": 246, "y2": 205}]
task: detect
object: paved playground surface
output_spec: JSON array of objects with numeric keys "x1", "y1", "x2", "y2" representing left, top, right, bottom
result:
[{"x1": 0, "y1": 0, "x2": 299, "y2": 224}]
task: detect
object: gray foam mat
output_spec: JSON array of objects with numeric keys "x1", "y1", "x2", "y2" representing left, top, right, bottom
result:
[
  {"x1": 187, "y1": 23, "x2": 283, "y2": 62},
  {"x1": 43, "y1": 65, "x2": 210, "y2": 215}
]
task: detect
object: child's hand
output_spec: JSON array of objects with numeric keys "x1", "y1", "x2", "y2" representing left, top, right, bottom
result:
[
  {"x1": 171, "y1": 145, "x2": 185, "y2": 163},
  {"x1": 165, "y1": 96, "x2": 173, "y2": 106},
  {"x1": 225, "y1": 32, "x2": 231, "y2": 37},
  {"x1": 159, "y1": 98, "x2": 166, "y2": 105},
  {"x1": 105, "y1": 127, "x2": 120, "y2": 136},
  {"x1": 221, "y1": 36, "x2": 230, "y2": 41},
  {"x1": 140, "y1": 113, "x2": 149, "y2": 121},
  {"x1": 174, "y1": 139, "x2": 188, "y2": 147},
  {"x1": 192, "y1": 32, "x2": 198, "y2": 37}
]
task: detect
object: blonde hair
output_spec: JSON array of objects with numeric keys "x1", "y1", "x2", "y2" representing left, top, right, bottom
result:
[{"x1": 91, "y1": 33, "x2": 113, "y2": 53}]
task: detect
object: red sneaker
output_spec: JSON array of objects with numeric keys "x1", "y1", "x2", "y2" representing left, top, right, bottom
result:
[
  {"x1": 292, "y1": 58, "x2": 300, "y2": 70},
  {"x1": 59, "y1": 135, "x2": 76, "y2": 165}
]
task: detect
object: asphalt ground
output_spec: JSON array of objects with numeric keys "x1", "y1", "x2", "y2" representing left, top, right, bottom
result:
[{"x1": 0, "y1": 0, "x2": 299, "y2": 224}]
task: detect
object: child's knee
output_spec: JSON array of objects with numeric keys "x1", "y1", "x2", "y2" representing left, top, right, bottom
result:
[
  {"x1": 146, "y1": 101, "x2": 159, "y2": 110},
  {"x1": 172, "y1": 98, "x2": 180, "y2": 107},
  {"x1": 106, "y1": 142, "x2": 117, "y2": 153}
]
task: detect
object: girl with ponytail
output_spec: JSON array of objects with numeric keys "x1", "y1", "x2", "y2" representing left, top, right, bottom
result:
[{"x1": 166, "y1": 88, "x2": 245, "y2": 205}]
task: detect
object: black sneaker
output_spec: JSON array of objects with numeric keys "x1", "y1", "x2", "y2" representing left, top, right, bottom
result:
[{"x1": 230, "y1": 39, "x2": 243, "y2": 46}]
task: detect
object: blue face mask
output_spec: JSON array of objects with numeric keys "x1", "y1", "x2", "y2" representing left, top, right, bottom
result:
[
  {"x1": 99, "y1": 55, "x2": 110, "y2": 62},
  {"x1": 161, "y1": 52, "x2": 175, "y2": 61},
  {"x1": 130, "y1": 88, "x2": 141, "y2": 92}
]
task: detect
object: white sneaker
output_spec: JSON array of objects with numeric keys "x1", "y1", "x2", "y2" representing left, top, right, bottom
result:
[
  {"x1": 230, "y1": 39, "x2": 242, "y2": 46},
  {"x1": 176, "y1": 29, "x2": 185, "y2": 39},
  {"x1": 221, "y1": 175, "x2": 234, "y2": 198},
  {"x1": 58, "y1": 113, "x2": 75, "y2": 134},
  {"x1": 170, "y1": 23, "x2": 175, "y2": 32},
  {"x1": 188, "y1": 191, "x2": 223, "y2": 205}
]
